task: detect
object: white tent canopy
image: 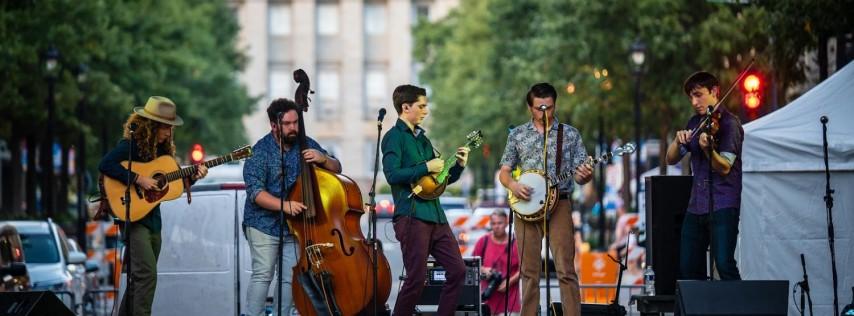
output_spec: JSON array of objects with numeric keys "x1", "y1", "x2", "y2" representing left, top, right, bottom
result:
[{"x1": 739, "y1": 62, "x2": 854, "y2": 315}]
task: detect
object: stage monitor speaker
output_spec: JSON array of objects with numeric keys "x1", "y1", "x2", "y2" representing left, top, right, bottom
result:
[
  {"x1": 0, "y1": 291, "x2": 74, "y2": 316},
  {"x1": 416, "y1": 256, "x2": 481, "y2": 311},
  {"x1": 644, "y1": 175, "x2": 694, "y2": 295},
  {"x1": 547, "y1": 302, "x2": 626, "y2": 316},
  {"x1": 676, "y1": 280, "x2": 788, "y2": 315}
]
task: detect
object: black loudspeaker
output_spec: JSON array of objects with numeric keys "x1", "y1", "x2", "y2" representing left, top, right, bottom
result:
[
  {"x1": 676, "y1": 280, "x2": 788, "y2": 315},
  {"x1": 0, "y1": 291, "x2": 74, "y2": 316},
  {"x1": 547, "y1": 302, "x2": 626, "y2": 316},
  {"x1": 644, "y1": 175, "x2": 694, "y2": 295}
]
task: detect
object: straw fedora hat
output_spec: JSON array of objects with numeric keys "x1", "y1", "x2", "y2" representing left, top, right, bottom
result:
[{"x1": 133, "y1": 96, "x2": 184, "y2": 126}]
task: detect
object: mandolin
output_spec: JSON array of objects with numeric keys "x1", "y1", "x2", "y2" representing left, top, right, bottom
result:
[{"x1": 411, "y1": 130, "x2": 483, "y2": 200}]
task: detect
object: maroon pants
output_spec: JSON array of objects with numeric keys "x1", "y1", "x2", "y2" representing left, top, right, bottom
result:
[{"x1": 393, "y1": 216, "x2": 466, "y2": 316}]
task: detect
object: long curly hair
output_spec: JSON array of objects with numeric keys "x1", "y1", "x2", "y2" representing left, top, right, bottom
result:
[{"x1": 122, "y1": 114, "x2": 176, "y2": 161}]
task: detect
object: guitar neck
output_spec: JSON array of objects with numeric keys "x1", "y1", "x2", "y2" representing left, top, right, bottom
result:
[{"x1": 163, "y1": 154, "x2": 237, "y2": 182}]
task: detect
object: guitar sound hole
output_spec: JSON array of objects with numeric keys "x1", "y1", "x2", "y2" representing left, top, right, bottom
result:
[{"x1": 153, "y1": 174, "x2": 168, "y2": 190}]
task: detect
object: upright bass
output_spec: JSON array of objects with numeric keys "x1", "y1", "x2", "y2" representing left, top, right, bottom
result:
[{"x1": 286, "y1": 69, "x2": 392, "y2": 316}]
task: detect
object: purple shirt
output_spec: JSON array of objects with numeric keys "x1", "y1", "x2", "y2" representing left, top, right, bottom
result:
[{"x1": 679, "y1": 108, "x2": 743, "y2": 214}]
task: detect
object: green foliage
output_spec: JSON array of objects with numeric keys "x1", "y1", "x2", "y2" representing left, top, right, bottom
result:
[
  {"x1": 414, "y1": 0, "x2": 848, "y2": 185},
  {"x1": 0, "y1": 0, "x2": 254, "y2": 169}
]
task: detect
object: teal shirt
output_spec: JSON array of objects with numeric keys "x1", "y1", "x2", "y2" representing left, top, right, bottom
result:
[{"x1": 381, "y1": 119, "x2": 464, "y2": 223}]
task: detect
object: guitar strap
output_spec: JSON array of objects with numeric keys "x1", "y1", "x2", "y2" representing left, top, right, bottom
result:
[
  {"x1": 183, "y1": 176, "x2": 192, "y2": 204},
  {"x1": 556, "y1": 124, "x2": 564, "y2": 180}
]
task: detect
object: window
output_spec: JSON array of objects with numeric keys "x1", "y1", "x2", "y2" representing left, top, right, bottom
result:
[
  {"x1": 365, "y1": 70, "x2": 386, "y2": 101},
  {"x1": 316, "y1": 4, "x2": 339, "y2": 36},
  {"x1": 269, "y1": 69, "x2": 293, "y2": 100},
  {"x1": 317, "y1": 70, "x2": 340, "y2": 119},
  {"x1": 364, "y1": 4, "x2": 386, "y2": 35},
  {"x1": 269, "y1": 4, "x2": 292, "y2": 36}
]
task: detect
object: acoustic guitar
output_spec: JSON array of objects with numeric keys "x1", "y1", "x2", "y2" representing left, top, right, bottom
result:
[
  {"x1": 410, "y1": 130, "x2": 483, "y2": 200},
  {"x1": 103, "y1": 145, "x2": 252, "y2": 222}
]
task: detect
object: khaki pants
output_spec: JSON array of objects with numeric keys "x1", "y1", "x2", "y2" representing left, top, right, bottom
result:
[{"x1": 514, "y1": 200, "x2": 580, "y2": 316}]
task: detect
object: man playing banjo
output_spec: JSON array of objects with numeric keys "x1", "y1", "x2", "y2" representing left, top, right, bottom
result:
[{"x1": 498, "y1": 82, "x2": 593, "y2": 316}]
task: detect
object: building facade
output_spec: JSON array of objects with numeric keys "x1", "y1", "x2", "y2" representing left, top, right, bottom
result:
[{"x1": 233, "y1": 0, "x2": 459, "y2": 190}]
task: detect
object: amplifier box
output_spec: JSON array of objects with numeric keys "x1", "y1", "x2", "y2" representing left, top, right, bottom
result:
[{"x1": 417, "y1": 256, "x2": 482, "y2": 311}]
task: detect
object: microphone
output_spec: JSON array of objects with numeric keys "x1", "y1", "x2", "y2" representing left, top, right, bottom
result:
[
  {"x1": 820, "y1": 116, "x2": 828, "y2": 124},
  {"x1": 378, "y1": 108, "x2": 387, "y2": 122},
  {"x1": 538, "y1": 104, "x2": 548, "y2": 111}
]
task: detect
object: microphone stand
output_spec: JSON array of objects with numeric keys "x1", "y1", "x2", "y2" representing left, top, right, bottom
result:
[
  {"x1": 124, "y1": 124, "x2": 136, "y2": 316},
  {"x1": 503, "y1": 215, "x2": 514, "y2": 316},
  {"x1": 366, "y1": 108, "x2": 386, "y2": 316},
  {"x1": 504, "y1": 124, "x2": 516, "y2": 316},
  {"x1": 797, "y1": 253, "x2": 814, "y2": 316},
  {"x1": 277, "y1": 115, "x2": 288, "y2": 316},
  {"x1": 540, "y1": 106, "x2": 553, "y2": 315},
  {"x1": 820, "y1": 116, "x2": 839, "y2": 316},
  {"x1": 705, "y1": 106, "x2": 715, "y2": 281}
]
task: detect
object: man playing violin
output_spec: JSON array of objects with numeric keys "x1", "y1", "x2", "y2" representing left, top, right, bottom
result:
[
  {"x1": 498, "y1": 82, "x2": 593, "y2": 316},
  {"x1": 381, "y1": 84, "x2": 470, "y2": 316},
  {"x1": 666, "y1": 71, "x2": 744, "y2": 281}
]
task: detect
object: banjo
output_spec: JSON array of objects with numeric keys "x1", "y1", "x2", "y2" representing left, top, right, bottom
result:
[{"x1": 509, "y1": 143, "x2": 635, "y2": 222}]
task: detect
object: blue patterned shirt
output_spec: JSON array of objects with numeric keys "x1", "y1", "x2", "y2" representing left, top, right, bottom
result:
[
  {"x1": 499, "y1": 120, "x2": 588, "y2": 193},
  {"x1": 242, "y1": 133, "x2": 328, "y2": 237}
]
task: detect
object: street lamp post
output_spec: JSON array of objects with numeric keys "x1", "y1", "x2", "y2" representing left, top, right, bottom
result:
[
  {"x1": 43, "y1": 46, "x2": 60, "y2": 216},
  {"x1": 631, "y1": 38, "x2": 646, "y2": 214},
  {"x1": 75, "y1": 64, "x2": 88, "y2": 252}
]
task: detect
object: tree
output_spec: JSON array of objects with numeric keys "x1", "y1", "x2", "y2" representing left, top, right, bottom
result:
[{"x1": 0, "y1": 0, "x2": 254, "y2": 215}]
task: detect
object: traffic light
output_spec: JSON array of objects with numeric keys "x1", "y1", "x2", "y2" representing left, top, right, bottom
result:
[
  {"x1": 190, "y1": 143, "x2": 204, "y2": 164},
  {"x1": 741, "y1": 73, "x2": 762, "y2": 120}
]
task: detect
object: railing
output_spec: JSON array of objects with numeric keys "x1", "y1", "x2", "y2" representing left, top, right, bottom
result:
[{"x1": 81, "y1": 287, "x2": 118, "y2": 316}]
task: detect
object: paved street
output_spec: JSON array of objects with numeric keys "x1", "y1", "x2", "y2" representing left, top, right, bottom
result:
[{"x1": 361, "y1": 216, "x2": 644, "y2": 315}]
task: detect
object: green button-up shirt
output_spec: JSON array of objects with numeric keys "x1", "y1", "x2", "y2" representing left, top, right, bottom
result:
[{"x1": 381, "y1": 119, "x2": 464, "y2": 223}]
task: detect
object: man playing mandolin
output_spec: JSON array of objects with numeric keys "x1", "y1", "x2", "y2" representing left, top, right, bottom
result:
[
  {"x1": 98, "y1": 96, "x2": 208, "y2": 316},
  {"x1": 498, "y1": 83, "x2": 593, "y2": 316},
  {"x1": 381, "y1": 84, "x2": 470, "y2": 316}
]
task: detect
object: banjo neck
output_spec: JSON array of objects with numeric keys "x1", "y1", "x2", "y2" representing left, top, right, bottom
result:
[{"x1": 547, "y1": 142, "x2": 636, "y2": 185}]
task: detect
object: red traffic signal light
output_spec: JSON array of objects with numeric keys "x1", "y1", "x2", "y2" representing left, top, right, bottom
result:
[
  {"x1": 744, "y1": 93, "x2": 761, "y2": 109},
  {"x1": 190, "y1": 144, "x2": 204, "y2": 164},
  {"x1": 743, "y1": 74, "x2": 761, "y2": 92}
]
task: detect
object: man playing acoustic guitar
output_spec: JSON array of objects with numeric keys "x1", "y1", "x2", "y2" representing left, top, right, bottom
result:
[
  {"x1": 498, "y1": 83, "x2": 593, "y2": 316},
  {"x1": 98, "y1": 96, "x2": 207, "y2": 316}
]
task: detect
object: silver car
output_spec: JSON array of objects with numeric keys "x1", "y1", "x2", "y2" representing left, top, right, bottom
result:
[{"x1": 1, "y1": 219, "x2": 88, "y2": 313}]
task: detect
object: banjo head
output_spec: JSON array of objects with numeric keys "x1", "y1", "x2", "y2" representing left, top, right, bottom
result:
[{"x1": 510, "y1": 171, "x2": 549, "y2": 216}]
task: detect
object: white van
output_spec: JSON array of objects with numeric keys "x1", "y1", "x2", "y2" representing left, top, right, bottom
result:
[{"x1": 116, "y1": 183, "x2": 255, "y2": 316}]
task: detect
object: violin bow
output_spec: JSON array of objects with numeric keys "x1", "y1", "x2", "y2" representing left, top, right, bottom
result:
[{"x1": 689, "y1": 58, "x2": 756, "y2": 140}]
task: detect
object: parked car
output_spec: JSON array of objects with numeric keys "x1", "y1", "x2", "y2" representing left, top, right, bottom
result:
[
  {"x1": 0, "y1": 224, "x2": 29, "y2": 292},
  {"x1": 373, "y1": 193, "x2": 395, "y2": 218},
  {"x1": 0, "y1": 219, "x2": 89, "y2": 312}
]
